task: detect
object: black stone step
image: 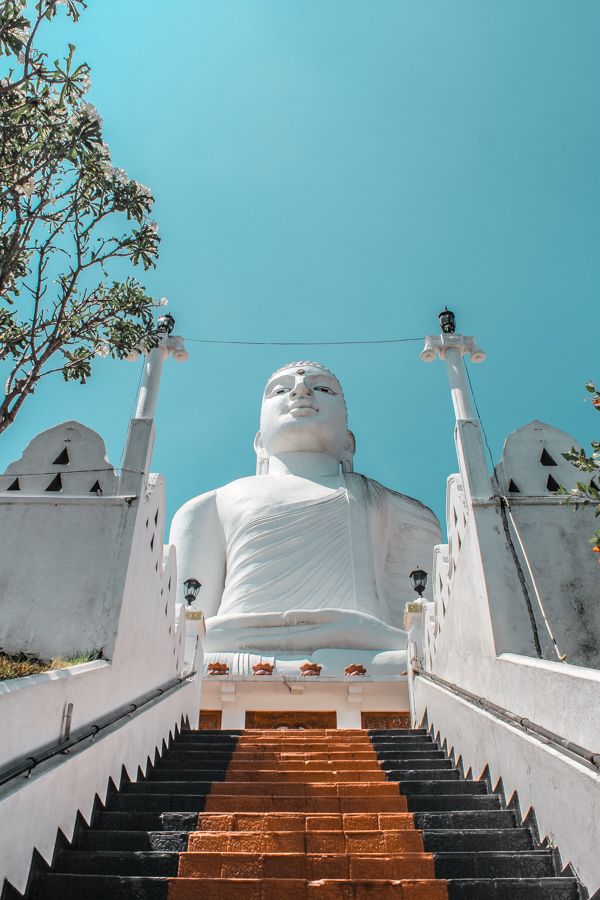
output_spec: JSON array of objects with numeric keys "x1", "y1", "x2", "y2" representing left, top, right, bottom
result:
[
  {"x1": 434, "y1": 851, "x2": 555, "y2": 879},
  {"x1": 379, "y1": 749, "x2": 447, "y2": 761},
  {"x1": 148, "y1": 768, "x2": 230, "y2": 780},
  {"x1": 423, "y1": 828, "x2": 533, "y2": 852},
  {"x1": 166, "y1": 740, "x2": 237, "y2": 749},
  {"x1": 380, "y1": 754, "x2": 450, "y2": 767},
  {"x1": 94, "y1": 811, "x2": 198, "y2": 831},
  {"x1": 396, "y1": 779, "x2": 488, "y2": 795},
  {"x1": 181, "y1": 729, "x2": 242, "y2": 735},
  {"x1": 32, "y1": 873, "x2": 168, "y2": 900},
  {"x1": 153, "y1": 757, "x2": 235, "y2": 769},
  {"x1": 408, "y1": 794, "x2": 501, "y2": 811},
  {"x1": 375, "y1": 744, "x2": 441, "y2": 756},
  {"x1": 55, "y1": 850, "x2": 178, "y2": 877},
  {"x1": 369, "y1": 728, "x2": 428, "y2": 735},
  {"x1": 122, "y1": 778, "x2": 214, "y2": 797},
  {"x1": 159, "y1": 750, "x2": 240, "y2": 762},
  {"x1": 415, "y1": 810, "x2": 517, "y2": 830},
  {"x1": 372, "y1": 735, "x2": 440, "y2": 756},
  {"x1": 122, "y1": 780, "x2": 214, "y2": 794},
  {"x1": 78, "y1": 830, "x2": 189, "y2": 851},
  {"x1": 447, "y1": 878, "x2": 581, "y2": 899},
  {"x1": 168, "y1": 745, "x2": 237, "y2": 755},
  {"x1": 108, "y1": 793, "x2": 208, "y2": 812},
  {"x1": 385, "y1": 767, "x2": 460, "y2": 779}
]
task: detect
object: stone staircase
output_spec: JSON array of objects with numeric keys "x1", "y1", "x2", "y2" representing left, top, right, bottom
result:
[{"x1": 31, "y1": 728, "x2": 581, "y2": 899}]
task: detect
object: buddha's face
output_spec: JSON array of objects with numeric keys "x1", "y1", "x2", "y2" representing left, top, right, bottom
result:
[{"x1": 257, "y1": 364, "x2": 354, "y2": 461}]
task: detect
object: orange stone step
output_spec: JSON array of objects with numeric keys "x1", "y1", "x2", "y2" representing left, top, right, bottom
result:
[
  {"x1": 234, "y1": 741, "x2": 373, "y2": 746},
  {"x1": 195, "y1": 812, "x2": 417, "y2": 833},
  {"x1": 177, "y1": 852, "x2": 436, "y2": 880},
  {"x1": 231, "y1": 752, "x2": 379, "y2": 766},
  {"x1": 210, "y1": 782, "x2": 400, "y2": 797},
  {"x1": 307, "y1": 832, "x2": 425, "y2": 854},
  {"x1": 224, "y1": 770, "x2": 386, "y2": 783},
  {"x1": 234, "y1": 738, "x2": 373, "y2": 753},
  {"x1": 227, "y1": 760, "x2": 381, "y2": 772},
  {"x1": 188, "y1": 831, "x2": 306, "y2": 853},
  {"x1": 167, "y1": 878, "x2": 448, "y2": 900},
  {"x1": 228, "y1": 743, "x2": 375, "y2": 747},
  {"x1": 168, "y1": 878, "x2": 305, "y2": 900},
  {"x1": 203, "y1": 796, "x2": 409, "y2": 813},
  {"x1": 187, "y1": 830, "x2": 425, "y2": 854},
  {"x1": 233, "y1": 745, "x2": 374, "y2": 752},
  {"x1": 236, "y1": 732, "x2": 371, "y2": 739}
]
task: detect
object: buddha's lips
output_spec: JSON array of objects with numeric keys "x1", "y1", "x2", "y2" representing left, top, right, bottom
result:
[{"x1": 288, "y1": 404, "x2": 318, "y2": 416}]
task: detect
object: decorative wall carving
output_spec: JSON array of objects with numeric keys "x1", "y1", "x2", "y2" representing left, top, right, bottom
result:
[
  {"x1": 199, "y1": 709, "x2": 222, "y2": 730},
  {"x1": 245, "y1": 710, "x2": 337, "y2": 729},
  {"x1": 361, "y1": 711, "x2": 410, "y2": 729}
]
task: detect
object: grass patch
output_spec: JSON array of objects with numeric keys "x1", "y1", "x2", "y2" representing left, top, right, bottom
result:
[{"x1": 0, "y1": 649, "x2": 103, "y2": 681}]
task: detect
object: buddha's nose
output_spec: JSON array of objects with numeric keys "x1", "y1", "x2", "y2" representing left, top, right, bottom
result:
[{"x1": 290, "y1": 379, "x2": 312, "y2": 399}]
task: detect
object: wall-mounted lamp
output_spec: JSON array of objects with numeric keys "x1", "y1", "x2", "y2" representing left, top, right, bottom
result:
[
  {"x1": 409, "y1": 567, "x2": 427, "y2": 598},
  {"x1": 183, "y1": 578, "x2": 202, "y2": 606},
  {"x1": 438, "y1": 307, "x2": 456, "y2": 335}
]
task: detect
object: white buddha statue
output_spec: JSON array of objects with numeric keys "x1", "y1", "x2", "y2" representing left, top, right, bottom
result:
[{"x1": 170, "y1": 362, "x2": 441, "y2": 672}]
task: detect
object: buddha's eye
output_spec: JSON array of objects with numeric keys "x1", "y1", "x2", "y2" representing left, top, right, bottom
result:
[
  {"x1": 272, "y1": 386, "x2": 288, "y2": 396},
  {"x1": 314, "y1": 386, "x2": 336, "y2": 394}
]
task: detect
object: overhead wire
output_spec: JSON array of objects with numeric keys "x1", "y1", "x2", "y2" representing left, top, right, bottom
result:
[{"x1": 182, "y1": 336, "x2": 425, "y2": 346}]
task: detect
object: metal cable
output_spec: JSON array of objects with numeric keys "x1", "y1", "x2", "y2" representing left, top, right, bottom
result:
[{"x1": 182, "y1": 336, "x2": 425, "y2": 346}]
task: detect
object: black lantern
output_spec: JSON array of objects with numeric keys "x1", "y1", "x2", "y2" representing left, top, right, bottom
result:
[
  {"x1": 438, "y1": 307, "x2": 456, "y2": 335},
  {"x1": 183, "y1": 578, "x2": 202, "y2": 606},
  {"x1": 409, "y1": 567, "x2": 427, "y2": 598},
  {"x1": 157, "y1": 312, "x2": 176, "y2": 334}
]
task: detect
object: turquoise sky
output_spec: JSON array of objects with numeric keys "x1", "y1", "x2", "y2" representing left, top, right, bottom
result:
[{"x1": 2, "y1": 1, "x2": 599, "y2": 535}]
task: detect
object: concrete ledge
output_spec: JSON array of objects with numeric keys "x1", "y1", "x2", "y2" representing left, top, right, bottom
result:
[{"x1": 0, "y1": 660, "x2": 108, "y2": 697}]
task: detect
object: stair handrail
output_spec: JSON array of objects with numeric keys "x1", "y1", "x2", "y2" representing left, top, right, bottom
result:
[
  {"x1": 413, "y1": 663, "x2": 600, "y2": 772},
  {"x1": 0, "y1": 671, "x2": 197, "y2": 790}
]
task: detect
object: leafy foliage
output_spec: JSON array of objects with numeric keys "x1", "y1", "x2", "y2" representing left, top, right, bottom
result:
[
  {"x1": 0, "y1": 0, "x2": 165, "y2": 432},
  {"x1": 558, "y1": 382, "x2": 600, "y2": 554}
]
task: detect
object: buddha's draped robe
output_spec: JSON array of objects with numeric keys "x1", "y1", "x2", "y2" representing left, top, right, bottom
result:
[{"x1": 212, "y1": 473, "x2": 440, "y2": 634}]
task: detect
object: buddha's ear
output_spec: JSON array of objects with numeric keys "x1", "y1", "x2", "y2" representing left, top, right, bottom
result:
[
  {"x1": 341, "y1": 431, "x2": 356, "y2": 473},
  {"x1": 346, "y1": 431, "x2": 356, "y2": 456},
  {"x1": 254, "y1": 431, "x2": 269, "y2": 475}
]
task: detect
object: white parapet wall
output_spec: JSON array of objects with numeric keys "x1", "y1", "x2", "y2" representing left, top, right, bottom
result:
[
  {"x1": 0, "y1": 420, "x2": 203, "y2": 894},
  {"x1": 416, "y1": 337, "x2": 600, "y2": 891},
  {"x1": 0, "y1": 676, "x2": 200, "y2": 895},
  {"x1": 412, "y1": 672, "x2": 600, "y2": 893},
  {"x1": 409, "y1": 444, "x2": 600, "y2": 893}
]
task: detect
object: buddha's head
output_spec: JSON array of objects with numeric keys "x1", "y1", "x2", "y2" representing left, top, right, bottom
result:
[{"x1": 255, "y1": 362, "x2": 356, "y2": 474}]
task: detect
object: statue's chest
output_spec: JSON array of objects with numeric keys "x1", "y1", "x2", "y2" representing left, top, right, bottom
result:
[
  {"x1": 217, "y1": 476, "x2": 350, "y2": 538},
  {"x1": 216, "y1": 474, "x2": 383, "y2": 614}
]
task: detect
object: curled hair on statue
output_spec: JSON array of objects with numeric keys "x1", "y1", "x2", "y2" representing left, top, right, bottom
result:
[{"x1": 266, "y1": 360, "x2": 339, "y2": 381}]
